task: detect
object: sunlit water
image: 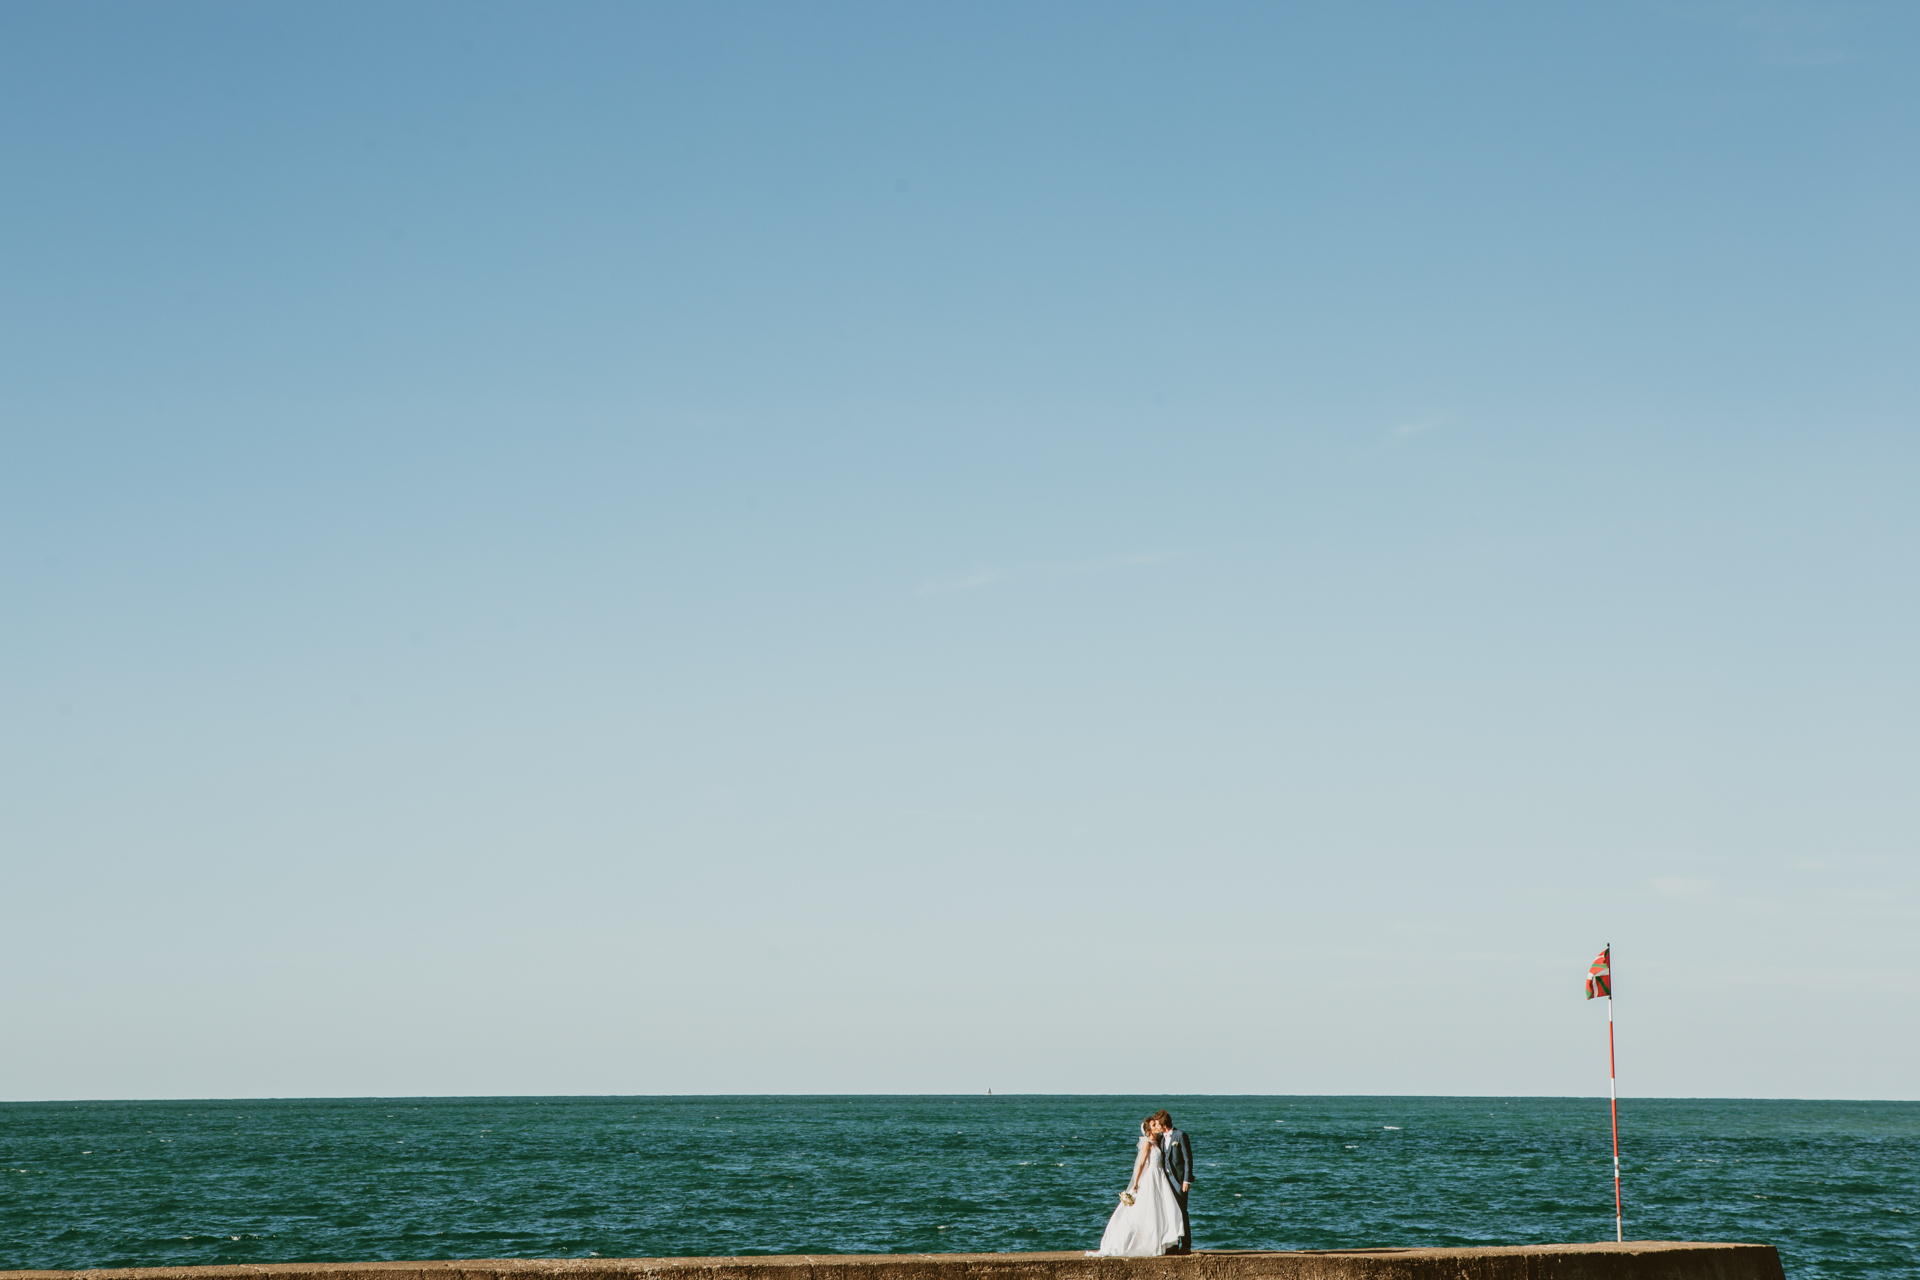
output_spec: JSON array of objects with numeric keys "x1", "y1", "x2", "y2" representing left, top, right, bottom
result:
[{"x1": 2, "y1": 1096, "x2": 1913, "y2": 1279}]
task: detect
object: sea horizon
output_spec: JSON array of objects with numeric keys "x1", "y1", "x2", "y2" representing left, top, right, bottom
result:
[{"x1": 9, "y1": 1091, "x2": 1917, "y2": 1104}]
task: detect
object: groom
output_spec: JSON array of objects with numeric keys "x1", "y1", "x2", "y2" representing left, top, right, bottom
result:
[{"x1": 1150, "y1": 1110, "x2": 1193, "y2": 1254}]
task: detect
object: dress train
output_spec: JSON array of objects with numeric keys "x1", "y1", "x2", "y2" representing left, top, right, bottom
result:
[{"x1": 1086, "y1": 1137, "x2": 1183, "y2": 1257}]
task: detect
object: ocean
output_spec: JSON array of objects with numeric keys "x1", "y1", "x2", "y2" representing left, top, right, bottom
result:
[{"x1": 1, "y1": 1096, "x2": 1913, "y2": 1279}]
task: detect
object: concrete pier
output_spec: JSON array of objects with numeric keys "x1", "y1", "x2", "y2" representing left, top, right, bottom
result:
[{"x1": 0, "y1": 1243, "x2": 1787, "y2": 1280}]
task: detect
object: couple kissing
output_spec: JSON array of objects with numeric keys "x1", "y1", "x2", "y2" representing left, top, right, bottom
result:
[{"x1": 1086, "y1": 1108, "x2": 1194, "y2": 1257}]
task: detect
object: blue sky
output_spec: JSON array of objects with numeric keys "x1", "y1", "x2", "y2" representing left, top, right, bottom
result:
[{"x1": 4, "y1": 2, "x2": 1916, "y2": 1100}]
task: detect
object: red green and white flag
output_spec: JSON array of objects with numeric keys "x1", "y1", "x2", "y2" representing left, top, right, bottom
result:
[{"x1": 1586, "y1": 947, "x2": 1612, "y2": 1000}]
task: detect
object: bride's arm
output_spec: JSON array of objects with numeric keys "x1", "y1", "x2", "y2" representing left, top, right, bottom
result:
[{"x1": 1128, "y1": 1137, "x2": 1150, "y2": 1191}]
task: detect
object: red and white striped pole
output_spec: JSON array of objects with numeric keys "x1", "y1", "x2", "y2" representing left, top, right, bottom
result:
[
  {"x1": 1588, "y1": 944, "x2": 1621, "y2": 1243},
  {"x1": 1606, "y1": 953, "x2": 1621, "y2": 1243}
]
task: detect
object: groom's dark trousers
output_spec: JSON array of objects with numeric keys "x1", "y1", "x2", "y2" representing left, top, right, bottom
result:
[{"x1": 1162, "y1": 1128, "x2": 1194, "y2": 1253}]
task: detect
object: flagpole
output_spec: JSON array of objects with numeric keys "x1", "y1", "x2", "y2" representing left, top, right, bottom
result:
[{"x1": 1608, "y1": 945, "x2": 1621, "y2": 1243}]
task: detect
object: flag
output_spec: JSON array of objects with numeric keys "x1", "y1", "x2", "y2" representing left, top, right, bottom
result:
[{"x1": 1586, "y1": 947, "x2": 1611, "y2": 1000}]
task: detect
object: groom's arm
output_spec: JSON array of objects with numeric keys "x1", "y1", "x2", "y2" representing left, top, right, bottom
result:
[{"x1": 1178, "y1": 1133, "x2": 1195, "y2": 1189}]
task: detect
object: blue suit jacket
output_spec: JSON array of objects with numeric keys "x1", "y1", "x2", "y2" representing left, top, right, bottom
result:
[{"x1": 1162, "y1": 1128, "x2": 1194, "y2": 1195}]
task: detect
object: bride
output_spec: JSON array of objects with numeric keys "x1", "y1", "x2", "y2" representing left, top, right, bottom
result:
[{"x1": 1086, "y1": 1118, "x2": 1184, "y2": 1256}]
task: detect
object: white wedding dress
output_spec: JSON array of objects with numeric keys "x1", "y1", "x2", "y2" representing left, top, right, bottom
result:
[{"x1": 1086, "y1": 1136, "x2": 1184, "y2": 1257}]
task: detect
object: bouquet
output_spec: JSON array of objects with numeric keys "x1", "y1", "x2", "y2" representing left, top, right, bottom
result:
[{"x1": 1118, "y1": 1191, "x2": 1135, "y2": 1206}]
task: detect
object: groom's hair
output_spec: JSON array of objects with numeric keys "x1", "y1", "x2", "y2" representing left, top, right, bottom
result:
[{"x1": 1151, "y1": 1110, "x2": 1173, "y2": 1129}]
